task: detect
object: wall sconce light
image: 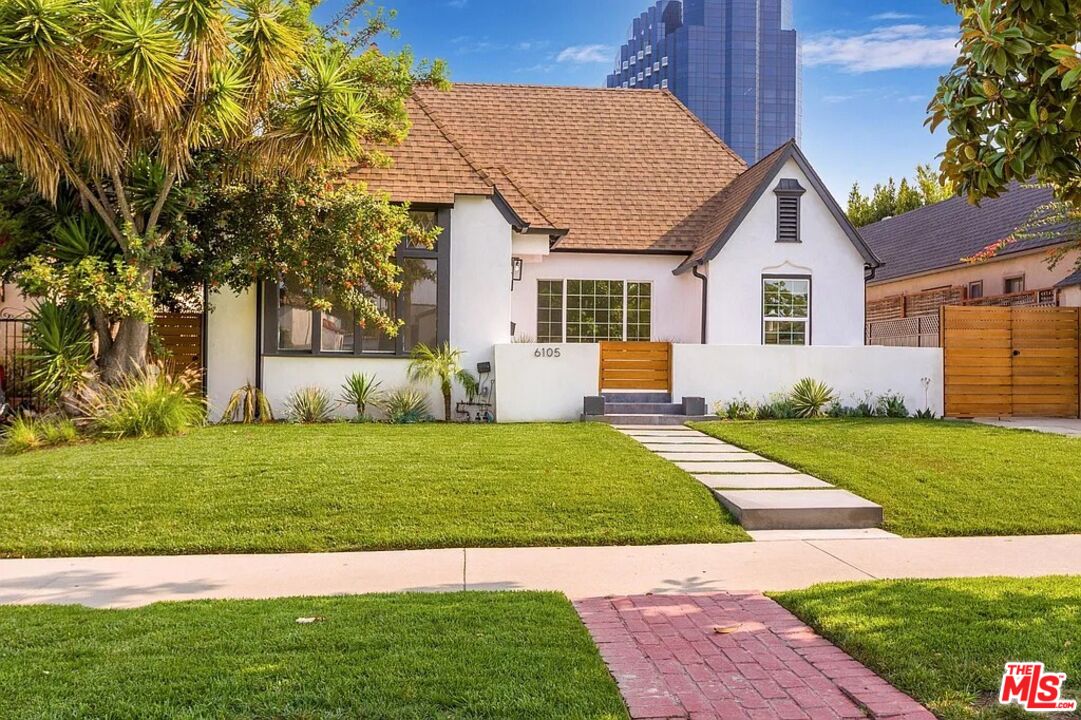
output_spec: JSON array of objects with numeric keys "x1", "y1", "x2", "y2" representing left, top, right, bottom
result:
[{"x1": 511, "y1": 256, "x2": 523, "y2": 288}]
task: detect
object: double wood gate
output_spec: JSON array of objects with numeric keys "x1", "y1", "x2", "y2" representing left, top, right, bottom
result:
[{"x1": 942, "y1": 305, "x2": 1080, "y2": 418}]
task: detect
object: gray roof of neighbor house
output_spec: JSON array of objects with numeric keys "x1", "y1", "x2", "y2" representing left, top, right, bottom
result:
[{"x1": 860, "y1": 183, "x2": 1066, "y2": 283}]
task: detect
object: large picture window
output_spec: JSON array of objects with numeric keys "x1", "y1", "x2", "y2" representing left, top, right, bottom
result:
[
  {"x1": 536, "y1": 280, "x2": 652, "y2": 342},
  {"x1": 762, "y1": 276, "x2": 810, "y2": 345},
  {"x1": 265, "y1": 208, "x2": 448, "y2": 357}
]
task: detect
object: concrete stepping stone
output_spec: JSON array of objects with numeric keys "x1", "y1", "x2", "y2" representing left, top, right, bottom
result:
[
  {"x1": 641, "y1": 442, "x2": 745, "y2": 453},
  {"x1": 694, "y1": 473, "x2": 833, "y2": 489},
  {"x1": 713, "y1": 489, "x2": 883, "y2": 530},
  {"x1": 655, "y1": 450, "x2": 761, "y2": 461},
  {"x1": 748, "y1": 528, "x2": 900, "y2": 541},
  {"x1": 631, "y1": 435, "x2": 726, "y2": 445},
  {"x1": 675, "y1": 460, "x2": 798, "y2": 474},
  {"x1": 614, "y1": 425, "x2": 699, "y2": 432}
]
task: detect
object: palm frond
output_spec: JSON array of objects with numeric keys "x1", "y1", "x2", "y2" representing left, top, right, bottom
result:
[{"x1": 233, "y1": 0, "x2": 303, "y2": 112}]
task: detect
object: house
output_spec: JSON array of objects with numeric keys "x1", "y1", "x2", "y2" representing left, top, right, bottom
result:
[
  {"x1": 206, "y1": 84, "x2": 942, "y2": 422},
  {"x1": 862, "y1": 184, "x2": 1080, "y2": 345}
]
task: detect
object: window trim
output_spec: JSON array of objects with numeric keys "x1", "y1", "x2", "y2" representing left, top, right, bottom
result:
[
  {"x1": 761, "y1": 273, "x2": 811, "y2": 346},
  {"x1": 1003, "y1": 274, "x2": 1025, "y2": 294},
  {"x1": 967, "y1": 280, "x2": 984, "y2": 299},
  {"x1": 536, "y1": 278, "x2": 654, "y2": 343},
  {"x1": 261, "y1": 205, "x2": 451, "y2": 358}
]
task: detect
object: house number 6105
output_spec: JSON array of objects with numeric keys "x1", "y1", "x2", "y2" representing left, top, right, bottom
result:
[{"x1": 534, "y1": 347, "x2": 561, "y2": 358}]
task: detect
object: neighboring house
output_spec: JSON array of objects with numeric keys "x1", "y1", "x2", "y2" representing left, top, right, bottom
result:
[
  {"x1": 205, "y1": 84, "x2": 883, "y2": 419},
  {"x1": 864, "y1": 183, "x2": 1079, "y2": 311},
  {"x1": 605, "y1": 0, "x2": 800, "y2": 163}
]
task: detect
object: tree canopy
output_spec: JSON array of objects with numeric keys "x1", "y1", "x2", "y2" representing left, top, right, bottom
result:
[
  {"x1": 929, "y1": 0, "x2": 1081, "y2": 205},
  {"x1": 846, "y1": 164, "x2": 956, "y2": 227},
  {"x1": 0, "y1": 0, "x2": 444, "y2": 382}
]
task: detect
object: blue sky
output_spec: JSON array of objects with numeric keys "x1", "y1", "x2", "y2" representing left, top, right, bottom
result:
[{"x1": 320, "y1": 0, "x2": 963, "y2": 199}]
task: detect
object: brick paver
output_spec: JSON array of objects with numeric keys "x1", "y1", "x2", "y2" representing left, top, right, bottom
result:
[{"x1": 575, "y1": 593, "x2": 935, "y2": 720}]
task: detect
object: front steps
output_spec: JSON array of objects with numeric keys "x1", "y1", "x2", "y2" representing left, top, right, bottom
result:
[{"x1": 581, "y1": 392, "x2": 717, "y2": 425}]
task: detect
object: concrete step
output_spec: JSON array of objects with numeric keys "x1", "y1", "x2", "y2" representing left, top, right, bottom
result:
[
  {"x1": 605, "y1": 402, "x2": 683, "y2": 415},
  {"x1": 584, "y1": 414, "x2": 718, "y2": 426},
  {"x1": 601, "y1": 391, "x2": 671, "y2": 403},
  {"x1": 713, "y1": 489, "x2": 884, "y2": 531},
  {"x1": 695, "y1": 473, "x2": 833, "y2": 489},
  {"x1": 748, "y1": 528, "x2": 900, "y2": 541}
]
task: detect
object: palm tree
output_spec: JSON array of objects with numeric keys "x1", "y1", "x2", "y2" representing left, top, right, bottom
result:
[
  {"x1": 0, "y1": 0, "x2": 417, "y2": 383},
  {"x1": 408, "y1": 342, "x2": 478, "y2": 422}
]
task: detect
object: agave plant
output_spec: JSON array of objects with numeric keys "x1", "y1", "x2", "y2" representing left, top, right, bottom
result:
[
  {"x1": 220, "y1": 383, "x2": 273, "y2": 424},
  {"x1": 23, "y1": 301, "x2": 95, "y2": 405},
  {"x1": 408, "y1": 342, "x2": 478, "y2": 421},
  {"x1": 284, "y1": 386, "x2": 335, "y2": 424},
  {"x1": 381, "y1": 387, "x2": 431, "y2": 424},
  {"x1": 789, "y1": 377, "x2": 835, "y2": 418},
  {"x1": 340, "y1": 372, "x2": 382, "y2": 420}
]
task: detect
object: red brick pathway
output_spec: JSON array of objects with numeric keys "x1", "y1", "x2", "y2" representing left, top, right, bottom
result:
[{"x1": 575, "y1": 593, "x2": 935, "y2": 720}]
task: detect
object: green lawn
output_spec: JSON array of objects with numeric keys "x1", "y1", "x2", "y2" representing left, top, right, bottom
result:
[
  {"x1": 0, "y1": 591, "x2": 628, "y2": 720},
  {"x1": 774, "y1": 576, "x2": 1081, "y2": 720},
  {"x1": 1, "y1": 422, "x2": 745, "y2": 557},
  {"x1": 690, "y1": 419, "x2": 1081, "y2": 537}
]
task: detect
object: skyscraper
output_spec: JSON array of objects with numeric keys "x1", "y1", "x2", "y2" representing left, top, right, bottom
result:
[{"x1": 606, "y1": 0, "x2": 801, "y2": 164}]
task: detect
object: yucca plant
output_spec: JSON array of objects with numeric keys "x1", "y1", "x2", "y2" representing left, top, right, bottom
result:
[
  {"x1": 284, "y1": 386, "x2": 335, "y2": 423},
  {"x1": 789, "y1": 378, "x2": 835, "y2": 418},
  {"x1": 79, "y1": 365, "x2": 206, "y2": 439},
  {"x1": 220, "y1": 383, "x2": 274, "y2": 424},
  {"x1": 408, "y1": 342, "x2": 478, "y2": 421},
  {"x1": 382, "y1": 387, "x2": 431, "y2": 424},
  {"x1": 340, "y1": 372, "x2": 382, "y2": 420},
  {"x1": 23, "y1": 301, "x2": 95, "y2": 405}
]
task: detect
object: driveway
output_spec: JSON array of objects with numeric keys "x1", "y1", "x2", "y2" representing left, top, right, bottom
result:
[{"x1": 974, "y1": 417, "x2": 1081, "y2": 437}]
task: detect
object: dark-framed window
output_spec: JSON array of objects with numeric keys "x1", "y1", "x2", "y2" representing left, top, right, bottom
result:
[
  {"x1": 1004, "y1": 275, "x2": 1025, "y2": 294},
  {"x1": 774, "y1": 178, "x2": 805, "y2": 243},
  {"x1": 262, "y1": 207, "x2": 450, "y2": 357},
  {"x1": 762, "y1": 274, "x2": 810, "y2": 345},
  {"x1": 968, "y1": 280, "x2": 984, "y2": 299}
]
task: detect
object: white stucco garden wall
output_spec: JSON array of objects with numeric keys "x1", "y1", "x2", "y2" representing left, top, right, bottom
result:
[
  {"x1": 494, "y1": 343, "x2": 600, "y2": 422},
  {"x1": 205, "y1": 287, "x2": 257, "y2": 418},
  {"x1": 671, "y1": 344, "x2": 944, "y2": 416},
  {"x1": 512, "y1": 252, "x2": 702, "y2": 343},
  {"x1": 704, "y1": 157, "x2": 867, "y2": 345}
]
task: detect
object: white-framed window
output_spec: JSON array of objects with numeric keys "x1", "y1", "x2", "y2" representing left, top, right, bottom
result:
[
  {"x1": 661, "y1": 56, "x2": 668, "y2": 66},
  {"x1": 630, "y1": 77, "x2": 636, "y2": 86},
  {"x1": 622, "y1": 60, "x2": 629, "y2": 70},
  {"x1": 645, "y1": 66, "x2": 652, "y2": 76},
  {"x1": 536, "y1": 280, "x2": 652, "y2": 343},
  {"x1": 622, "y1": 81, "x2": 629, "y2": 88},
  {"x1": 630, "y1": 55, "x2": 636, "y2": 65},
  {"x1": 661, "y1": 79, "x2": 669, "y2": 89},
  {"x1": 637, "y1": 50, "x2": 644, "y2": 59},
  {"x1": 653, "y1": 61, "x2": 660, "y2": 71},
  {"x1": 762, "y1": 276, "x2": 810, "y2": 345},
  {"x1": 638, "y1": 72, "x2": 644, "y2": 81}
]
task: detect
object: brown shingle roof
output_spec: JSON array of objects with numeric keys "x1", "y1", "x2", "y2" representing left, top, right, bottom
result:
[{"x1": 346, "y1": 83, "x2": 747, "y2": 251}]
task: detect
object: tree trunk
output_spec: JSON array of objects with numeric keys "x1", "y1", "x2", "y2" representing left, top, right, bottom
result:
[
  {"x1": 443, "y1": 391, "x2": 452, "y2": 422},
  {"x1": 99, "y1": 316, "x2": 150, "y2": 384}
]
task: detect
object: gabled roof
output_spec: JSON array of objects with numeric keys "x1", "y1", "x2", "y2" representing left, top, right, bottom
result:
[
  {"x1": 860, "y1": 182, "x2": 1065, "y2": 283},
  {"x1": 346, "y1": 83, "x2": 747, "y2": 251},
  {"x1": 673, "y1": 141, "x2": 881, "y2": 274}
]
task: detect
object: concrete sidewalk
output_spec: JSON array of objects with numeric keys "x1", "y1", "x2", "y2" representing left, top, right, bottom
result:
[{"x1": 2, "y1": 534, "x2": 1080, "y2": 608}]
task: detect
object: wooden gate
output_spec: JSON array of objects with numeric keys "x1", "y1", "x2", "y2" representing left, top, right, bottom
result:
[
  {"x1": 599, "y1": 341, "x2": 671, "y2": 391},
  {"x1": 942, "y1": 305, "x2": 1079, "y2": 418},
  {"x1": 153, "y1": 312, "x2": 204, "y2": 375}
]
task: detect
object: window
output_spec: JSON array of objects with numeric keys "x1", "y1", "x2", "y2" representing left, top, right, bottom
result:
[
  {"x1": 266, "y1": 208, "x2": 448, "y2": 357},
  {"x1": 1004, "y1": 275, "x2": 1025, "y2": 294},
  {"x1": 968, "y1": 281, "x2": 984, "y2": 299},
  {"x1": 536, "y1": 280, "x2": 652, "y2": 342},
  {"x1": 773, "y1": 178, "x2": 804, "y2": 243},
  {"x1": 661, "y1": 79, "x2": 669, "y2": 89},
  {"x1": 763, "y1": 276, "x2": 810, "y2": 345}
]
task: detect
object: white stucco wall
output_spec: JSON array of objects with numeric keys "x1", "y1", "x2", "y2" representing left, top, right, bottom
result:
[
  {"x1": 494, "y1": 343, "x2": 600, "y2": 422},
  {"x1": 512, "y1": 252, "x2": 702, "y2": 343},
  {"x1": 671, "y1": 345, "x2": 943, "y2": 416},
  {"x1": 705, "y1": 157, "x2": 867, "y2": 345},
  {"x1": 205, "y1": 287, "x2": 258, "y2": 418}
]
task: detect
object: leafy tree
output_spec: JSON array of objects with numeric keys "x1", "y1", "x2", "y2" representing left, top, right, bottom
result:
[
  {"x1": 928, "y1": 0, "x2": 1081, "y2": 205},
  {"x1": 0, "y1": 0, "x2": 443, "y2": 383},
  {"x1": 846, "y1": 164, "x2": 956, "y2": 227}
]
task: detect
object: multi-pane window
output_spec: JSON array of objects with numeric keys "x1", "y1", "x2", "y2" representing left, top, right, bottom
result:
[
  {"x1": 271, "y1": 209, "x2": 444, "y2": 356},
  {"x1": 762, "y1": 277, "x2": 809, "y2": 346},
  {"x1": 536, "y1": 280, "x2": 651, "y2": 342}
]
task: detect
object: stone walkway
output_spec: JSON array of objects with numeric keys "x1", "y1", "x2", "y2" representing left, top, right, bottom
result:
[
  {"x1": 616, "y1": 426, "x2": 892, "y2": 538},
  {"x1": 576, "y1": 593, "x2": 934, "y2": 720}
]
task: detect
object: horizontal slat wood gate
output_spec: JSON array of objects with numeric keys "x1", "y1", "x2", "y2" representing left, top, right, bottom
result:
[
  {"x1": 153, "y1": 312, "x2": 204, "y2": 375},
  {"x1": 942, "y1": 305, "x2": 1079, "y2": 418},
  {"x1": 599, "y1": 341, "x2": 671, "y2": 391}
]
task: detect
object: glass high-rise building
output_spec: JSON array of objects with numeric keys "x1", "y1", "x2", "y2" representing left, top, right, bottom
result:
[{"x1": 605, "y1": 0, "x2": 801, "y2": 164}]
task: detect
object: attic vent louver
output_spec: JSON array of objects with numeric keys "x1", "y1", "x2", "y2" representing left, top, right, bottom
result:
[{"x1": 774, "y1": 178, "x2": 806, "y2": 243}]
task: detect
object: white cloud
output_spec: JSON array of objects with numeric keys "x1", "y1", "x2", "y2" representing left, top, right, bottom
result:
[
  {"x1": 822, "y1": 94, "x2": 855, "y2": 103},
  {"x1": 556, "y1": 44, "x2": 614, "y2": 64},
  {"x1": 870, "y1": 11, "x2": 918, "y2": 20},
  {"x1": 802, "y1": 24, "x2": 959, "y2": 72},
  {"x1": 447, "y1": 0, "x2": 467, "y2": 8}
]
